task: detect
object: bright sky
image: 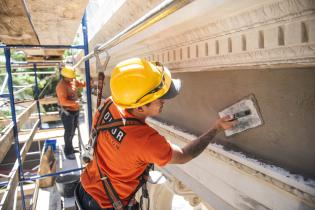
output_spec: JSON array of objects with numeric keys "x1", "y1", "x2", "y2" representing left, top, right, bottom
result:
[{"x1": 86, "y1": 0, "x2": 126, "y2": 40}]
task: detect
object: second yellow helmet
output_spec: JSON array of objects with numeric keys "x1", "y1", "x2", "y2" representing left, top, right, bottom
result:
[{"x1": 61, "y1": 67, "x2": 76, "y2": 79}]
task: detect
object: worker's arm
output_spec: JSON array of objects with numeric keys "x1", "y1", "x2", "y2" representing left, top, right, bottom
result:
[
  {"x1": 56, "y1": 84, "x2": 79, "y2": 109},
  {"x1": 168, "y1": 116, "x2": 236, "y2": 164}
]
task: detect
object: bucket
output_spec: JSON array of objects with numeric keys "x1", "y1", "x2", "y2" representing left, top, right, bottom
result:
[
  {"x1": 55, "y1": 174, "x2": 80, "y2": 198},
  {"x1": 44, "y1": 139, "x2": 57, "y2": 152}
]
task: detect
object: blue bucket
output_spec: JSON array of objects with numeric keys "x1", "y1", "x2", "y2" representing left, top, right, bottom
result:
[{"x1": 44, "y1": 139, "x2": 57, "y2": 152}]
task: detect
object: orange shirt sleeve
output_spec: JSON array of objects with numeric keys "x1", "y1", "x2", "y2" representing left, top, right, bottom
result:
[
  {"x1": 56, "y1": 82, "x2": 79, "y2": 109},
  {"x1": 138, "y1": 131, "x2": 172, "y2": 167},
  {"x1": 92, "y1": 110, "x2": 100, "y2": 127}
]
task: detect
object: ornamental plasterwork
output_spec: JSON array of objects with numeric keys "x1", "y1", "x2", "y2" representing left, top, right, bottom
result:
[
  {"x1": 147, "y1": 175, "x2": 205, "y2": 210},
  {"x1": 146, "y1": 118, "x2": 315, "y2": 209},
  {"x1": 106, "y1": 0, "x2": 315, "y2": 72},
  {"x1": 145, "y1": 0, "x2": 315, "y2": 51}
]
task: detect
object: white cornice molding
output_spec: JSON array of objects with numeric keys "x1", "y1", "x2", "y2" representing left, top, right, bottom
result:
[
  {"x1": 146, "y1": 0, "x2": 315, "y2": 50},
  {"x1": 146, "y1": 117, "x2": 315, "y2": 210},
  {"x1": 105, "y1": 0, "x2": 315, "y2": 72},
  {"x1": 164, "y1": 44, "x2": 315, "y2": 72}
]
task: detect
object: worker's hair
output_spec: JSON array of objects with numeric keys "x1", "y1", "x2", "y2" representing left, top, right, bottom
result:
[{"x1": 125, "y1": 102, "x2": 151, "y2": 113}]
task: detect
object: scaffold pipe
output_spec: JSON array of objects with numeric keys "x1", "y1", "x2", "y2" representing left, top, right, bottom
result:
[
  {"x1": 73, "y1": 0, "x2": 194, "y2": 68},
  {"x1": 4, "y1": 48, "x2": 27, "y2": 210}
]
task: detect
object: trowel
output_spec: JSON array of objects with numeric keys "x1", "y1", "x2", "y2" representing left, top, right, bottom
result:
[{"x1": 219, "y1": 94, "x2": 263, "y2": 136}]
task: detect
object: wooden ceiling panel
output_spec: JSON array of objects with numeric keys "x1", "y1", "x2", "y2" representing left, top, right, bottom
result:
[
  {"x1": 27, "y1": 0, "x2": 89, "y2": 45},
  {"x1": 0, "y1": 0, "x2": 39, "y2": 45}
]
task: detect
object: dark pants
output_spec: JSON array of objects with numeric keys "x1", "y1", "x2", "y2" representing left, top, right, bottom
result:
[
  {"x1": 76, "y1": 183, "x2": 139, "y2": 210},
  {"x1": 60, "y1": 110, "x2": 79, "y2": 155}
]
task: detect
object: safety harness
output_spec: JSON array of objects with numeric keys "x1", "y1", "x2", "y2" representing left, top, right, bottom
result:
[{"x1": 89, "y1": 100, "x2": 152, "y2": 210}]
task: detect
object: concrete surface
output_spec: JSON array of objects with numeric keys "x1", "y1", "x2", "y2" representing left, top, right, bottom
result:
[{"x1": 158, "y1": 67, "x2": 315, "y2": 178}]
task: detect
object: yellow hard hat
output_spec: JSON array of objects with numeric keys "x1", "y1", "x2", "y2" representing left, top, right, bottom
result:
[
  {"x1": 61, "y1": 67, "x2": 76, "y2": 79},
  {"x1": 110, "y1": 58, "x2": 181, "y2": 108}
]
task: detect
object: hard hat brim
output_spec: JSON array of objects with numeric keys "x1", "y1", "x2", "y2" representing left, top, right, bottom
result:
[
  {"x1": 61, "y1": 67, "x2": 76, "y2": 79},
  {"x1": 159, "y1": 79, "x2": 181, "y2": 100}
]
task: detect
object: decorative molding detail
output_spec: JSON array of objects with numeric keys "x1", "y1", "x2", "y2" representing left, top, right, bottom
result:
[
  {"x1": 146, "y1": 0, "x2": 315, "y2": 51},
  {"x1": 146, "y1": 118, "x2": 315, "y2": 209},
  {"x1": 147, "y1": 171, "x2": 207, "y2": 209},
  {"x1": 165, "y1": 44, "x2": 315, "y2": 72},
  {"x1": 104, "y1": 0, "x2": 315, "y2": 72},
  {"x1": 171, "y1": 180, "x2": 201, "y2": 207}
]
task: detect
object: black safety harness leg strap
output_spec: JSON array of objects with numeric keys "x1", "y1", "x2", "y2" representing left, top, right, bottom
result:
[{"x1": 92, "y1": 100, "x2": 152, "y2": 210}]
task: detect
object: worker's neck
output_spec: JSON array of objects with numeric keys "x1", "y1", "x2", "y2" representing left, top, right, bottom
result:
[
  {"x1": 63, "y1": 78, "x2": 72, "y2": 83},
  {"x1": 128, "y1": 109, "x2": 147, "y2": 121}
]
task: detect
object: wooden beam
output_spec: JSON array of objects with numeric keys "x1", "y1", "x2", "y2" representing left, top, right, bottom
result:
[
  {"x1": 19, "y1": 127, "x2": 64, "y2": 143},
  {"x1": 41, "y1": 114, "x2": 60, "y2": 123},
  {"x1": 16, "y1": 102, "x2": 37, "y2": 130},
  {"x1": 0, "y1": 0, "x2": 39, "y2": 45},
  {"x1": 19, "y1": 127, "x2": 63, "y2": 135},
  {"x1": 0, "y1": 120, "x2": 39, "y2": 210},
  {"x1": 0, "y1": 102, "x2": 37, "y2": 163},
  {"x1": 0, "y1": 71, "x2": 56, "y2": 76},
  {"x1": 30, "y1": 112, "x2": 60, "y2": 123},
  {"x1": 39, "y1": 97, "x2": 58, "y2": 105}
]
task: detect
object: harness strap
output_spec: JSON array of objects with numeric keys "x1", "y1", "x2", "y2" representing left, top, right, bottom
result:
[
  {"x1": 96, "y1": 119, "x2": 143, "y2": 132},
  {"x1": 96, "y1": 100, "x2": 113, "y2": 125},
  {"x1": 126, "y1": 164, "x2": 153, "y2": 201},
  {"x1": 86, "y1": 100, "x2": 112, "y2": 147},
  {"x1": 95, "y1": 154, "x2": 124, "y2": 210},
  {"x1": 93, "y1": 100, "x2": 151, "y2": 210}
]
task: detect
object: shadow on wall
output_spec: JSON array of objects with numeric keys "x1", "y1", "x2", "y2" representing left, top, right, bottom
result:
[{"x1": 158, "y1": 68, "x2": 315, "y2": 178}]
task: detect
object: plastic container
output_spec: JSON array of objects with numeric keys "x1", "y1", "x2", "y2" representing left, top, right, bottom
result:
[
  {"x1": 44, "y1": 139, "x2": 57, "y2": 152},
  {"x1": 55, "y1": 174, "x2": 80, "y2": 198}
]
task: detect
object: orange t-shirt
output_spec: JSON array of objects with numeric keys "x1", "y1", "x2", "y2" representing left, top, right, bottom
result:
[
  {"x1": 80, "y1": 98, "x2": 172, "y2": 208},
  {"x1": 56, "y1": 79, "x2": 85, "y2": 111}
]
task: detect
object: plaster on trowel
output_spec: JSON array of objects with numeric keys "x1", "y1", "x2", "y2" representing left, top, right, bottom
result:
[{"x1": 219, "y1": 94, "x2": 263, "y2": 137}]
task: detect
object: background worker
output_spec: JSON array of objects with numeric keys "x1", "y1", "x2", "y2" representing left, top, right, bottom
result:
[
  {"x1": 78, "y1": 58, "x2": 236, "y2": 210},
  {"x1": 56, "y1": 66, "x2": 86, "y2": 160}
]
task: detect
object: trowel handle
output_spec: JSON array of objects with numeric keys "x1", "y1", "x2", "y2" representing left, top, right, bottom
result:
[{"x1": 228, "y1": 109, "x2": 251, "y2": 121}]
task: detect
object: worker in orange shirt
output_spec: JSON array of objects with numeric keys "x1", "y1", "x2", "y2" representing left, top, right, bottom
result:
[
  {"x1": 56, "y1": 67, "x2": 86, "y2": 160},
  {"x1": 77, "y1": 58, "x2": 236, "y2": 210}
]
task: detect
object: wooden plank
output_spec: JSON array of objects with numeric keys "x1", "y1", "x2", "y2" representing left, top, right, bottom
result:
[
  {"x1": 41, "y1": 115, "x2": 60, "y2": 123},
  {"x1": 27, "y1": 0, "x2": 88, "y2": 45},
  {"x1": 0, "y1": 0, "x2": 39, "y2": 45},
  {"x1": 36, "y1": 114, "x2": 60, "y2": 123},
  {"x1": 0, "y1": 71, "x2": 56, "y2": 76},
  {"x1": 39, "y1": 97, "x2": 58, "y2": 105},
  {"x1": 0, "y1": 127, "x2": 14, "y2": 164},
  {"x1": 0, "y1": 102, "x2": 37, "y2": 163},
  {"x1": 16, "y1": 102, "x2": 37, "y2": 130},
  {"x1": 19, "y1": 127, "x2": 64, "y2": 136},
  {"x1": 0, "y1": 120, "x2": 39, "y2": 210},
  {"x1": 30, "y1": 111, "x2": 60, "y2": 123},
  {"x1": 19, "y1": 127, "x2": 64, "y2": 143}
]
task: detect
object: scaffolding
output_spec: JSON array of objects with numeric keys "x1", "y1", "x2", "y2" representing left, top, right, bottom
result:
[
  {"x1": 0, "y1": 12, "x2": 92, "y2": 210},
  {"x1": 0, "y1": 1, "x2": 194, "y2": 209}
]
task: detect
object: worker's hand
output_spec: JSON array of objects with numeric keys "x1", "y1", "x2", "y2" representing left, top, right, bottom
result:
[
  {"x1": 74, "y1": 102, "x2": 80, "y2": 110},
  {"x1": 214, "y1": 116, "x2": 238, "y2": 132}
]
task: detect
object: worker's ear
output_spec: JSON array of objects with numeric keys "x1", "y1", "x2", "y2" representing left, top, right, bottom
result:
[{"x1": 137, "y1": 106, "x2": 144, "y2": 112}]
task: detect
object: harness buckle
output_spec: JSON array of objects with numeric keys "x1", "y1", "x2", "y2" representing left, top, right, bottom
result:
[
  {"x1": 100, "y1": 176, "x2": 108, "y2": 181},
  {"x1": 82, "y1": 128, "x2": 98, "y2": 163},
  {"x1": 90, "y1": 128, "x2": 98, "y2": 141},
  {"x1": 112, "y1": 200, "x2": 124, "y2": 210}
]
